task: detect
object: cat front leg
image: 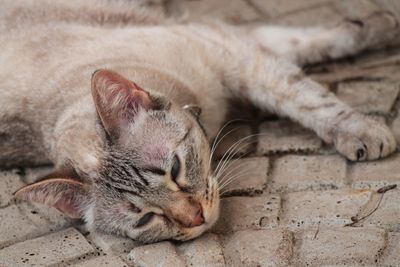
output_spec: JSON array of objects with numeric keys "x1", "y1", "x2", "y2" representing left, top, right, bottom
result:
[{"x1": 234, "y1": 55, "x2": 396, "y2": 161}]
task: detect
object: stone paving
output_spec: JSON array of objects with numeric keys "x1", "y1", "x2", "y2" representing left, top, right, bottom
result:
[{"x1": 2, "y1": 0, "x2": 400, "y2": 266}]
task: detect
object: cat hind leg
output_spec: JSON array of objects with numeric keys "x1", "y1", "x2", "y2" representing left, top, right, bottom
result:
[{"x1": 251, "y1": 11, "x2": 400, "y2": 65}]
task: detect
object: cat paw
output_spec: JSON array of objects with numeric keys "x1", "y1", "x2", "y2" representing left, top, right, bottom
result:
[
  {"x1": 346, "y1": 11, "x2": 400, "y2": 47},
  {"x1": 332, "y1": 114, "x2": 396, "y2": 161}
]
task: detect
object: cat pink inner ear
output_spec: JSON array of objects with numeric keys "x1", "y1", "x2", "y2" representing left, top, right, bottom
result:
[
  {"x1": 91, "y1": 69, "x2": 153, "y2": 138},
  {"x1": 14, "y1": 178, "x2": 88, "y2": 219}
]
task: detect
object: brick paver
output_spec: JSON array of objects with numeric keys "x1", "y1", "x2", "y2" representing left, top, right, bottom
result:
[
  {"x1": 2, "y1": 0, "x2": 400, "y2": 266},
  {"x1": 381, "y1": 232, "x2": 400, "y2": 266},
  {"x1": 176, "y1": 233, "x2": 225, "y2": 267},
  {"x1": 218, "y1": 157, "x2": 269, "y2": 196},
  {"x1": 0, "y1": 228, "x2": 95, "y2": 266},
  {"x1": 350, "y1": 153, "x2": 400, "y2": 189},
  {"x1": 127, "y1": 242, "x2": 186, "y2": 267},
  {"x1": 355, "y1": 188, "x2": 400, "y2": 231},
  {"x1": 294, "y1": 228, "x2": 386, "y2": 266},
  {"x1": 221, "y1": 229, "x2": 294, "y2": 266},
  {"x1": 213, "y1": 195, "x2": 280, "y2": 233},
  {"x1": 72, "y1": 255, "x2": 129, "y2": 267},
  {"x1": 270, "y1": 155, "x2": 347, "y2": 192},
  {"x1": 281, "y1": 189, "x2": 373, "y2": 229},
  {"x1": 85, "y1": 231, "x2": 139, "y2": 255},
  {"x1": 0, "y1": 205, "x2": 40, "y2": 249},
  {"x1": 337, "y1": 80, "x2": 400, "y2": 115},
  {"x1": 0, "y1": 171, "x2": 24, "y2": 208},
  {"x1": 257, "y1": 120, "x2": 322, "y2": 155}
]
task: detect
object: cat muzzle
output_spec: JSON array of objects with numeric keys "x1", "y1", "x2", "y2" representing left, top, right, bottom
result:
[{"x1": 167, "y1": 201, "x2": 205, "y2": 228}]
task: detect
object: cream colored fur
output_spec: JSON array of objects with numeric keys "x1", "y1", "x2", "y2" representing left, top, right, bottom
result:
[{"x1": 2, "y1": 0, "x2": 399, "y2": 242}]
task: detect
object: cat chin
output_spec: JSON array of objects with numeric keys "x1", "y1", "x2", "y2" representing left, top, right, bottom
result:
[{"x1": 176, "y1": 224, "x2": 209, "y2": 241}]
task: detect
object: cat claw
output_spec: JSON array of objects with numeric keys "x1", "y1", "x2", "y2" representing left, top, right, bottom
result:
[{"x1": 332, "y1": 114, "x2": 396, "y2": 161}]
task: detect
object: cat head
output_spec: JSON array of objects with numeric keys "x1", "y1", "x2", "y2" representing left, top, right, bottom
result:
[{"x1": 15, "y1": 69, "x2": 220, "y2": 243}]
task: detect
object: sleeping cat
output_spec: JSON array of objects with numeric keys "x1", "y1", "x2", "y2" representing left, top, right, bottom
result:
[{"x1": 1, "y1": 0, "x2": 399, "y2": 243}]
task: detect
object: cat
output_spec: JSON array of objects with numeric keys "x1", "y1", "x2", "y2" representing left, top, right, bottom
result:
[{"x1": 1, "y1": 0, "x2": 398, "y2": 243}]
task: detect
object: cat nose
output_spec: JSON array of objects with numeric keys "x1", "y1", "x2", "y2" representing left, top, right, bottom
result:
[
  {"x1": 167, "y1": 199, "x2": 205, "y2": 228},
  {"x1": 191, "y1": 204, "x2": 204, "y2": 227}
]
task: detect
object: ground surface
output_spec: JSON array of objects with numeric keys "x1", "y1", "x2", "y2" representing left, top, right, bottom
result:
[{"x1": 2, "y1": 0, "x2": 400, "y2": 266}]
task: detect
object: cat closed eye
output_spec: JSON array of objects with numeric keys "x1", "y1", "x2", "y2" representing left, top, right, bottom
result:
[
  {"x1": 171, "y1": 155, "x2": 191, "y2": 192},
  {"x1": 136, "y1": 212, "x2": 155, "y2": 227},
  {"x1": 171, "y1": 155, "x2": 180, "y2": 182}
]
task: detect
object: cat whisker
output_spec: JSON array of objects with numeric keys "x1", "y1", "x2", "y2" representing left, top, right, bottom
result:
[
  {"x1": 219, "y1": 168, "x2": 257, "y2": 188},
  {"x1": 209, "y1": 125, "x2": 243, "y2": 170},
  {"x1": 217, "y1": 143, "x2": 258, "y2": 183},
  {"x1": 209, "y1": 119, "x2": 242, "y2": 157},
  {"x1": 217, "y1": 158, "x2": 251, "y2": 185},
  {"x1": 213, "y1": 133, "x2": 264, "y2": 180},
  {"x1": 213, "y1": 134, "x2": 255, "y2": 178},
  {"x1": 215, "y1": 149, "x2": 255, "y2": 186},
  {"x1": 208, "y1": 119, "x2": 250, "y2": 169},
  {"x1": 213, "y1": 131, "x2": 272, "y2": 178},
  {"x1": 209, "y1": 119, "x2": 243, "y2": 165},
  {"x1": 218, "y1": 168, "x2": 256, "y2": 193}
]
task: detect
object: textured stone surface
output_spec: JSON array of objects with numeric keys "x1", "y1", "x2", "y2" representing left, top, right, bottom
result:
[
  {"x1": 310, "y1": 64, "x2": 400, "y2": 84},
  {"x1": 72, "y1": 255, "x2": 128, "y2": 267},
  {"x1": 355, "y1": 189, "x2": 400, "y2": 231},
  {"x1": 222, "y1": 229, "x2": 294, "y2": 267},
  {"x1": 270, "y1": 155, "x2": 347, "y2": 192},
  {"x1": 0, "y1": 228, "x2": 95, "y2": 266},
  {"x1": 350, "y1": 153, "x2": 400, "y2": 189},
  {"x1": 337, "y1": 81, "x2": 400, "y2": 114},
  {"x1": 86, "y1": 231, "x2": 139, "y2": 255},
  {"x1": 19, "y1": 202, "x2": 71, "y2": 231},
  {"x1": 177, "y1": 233, "x2": 225, "y2": 267},
  {"x1": 128, "y1": 241, "x2": 186, "y2": 267},
  {"x1": 0, "y1": 171, "x2": 24, "y2": 207},
  {"x1": 218, "y1": 157, "x2": 269, "y2": 196},
  {"x1": 0, "y1": 205, "x2": 40, "y2": 249},
  {"x1": 294, "y1": 228, "x2": 386, "y2": 266},
  {"x1": 257, "y1": 120, "x2": 322, "y2": 155},
  {"x1": 281, "y1": 189, "x2": 373, "y2": 229},
  {"x1": 213, "y1": 195, "x2": 281, "y2": 233},
  {"x1": 380, "y1": 232, "x2": 400, "y2": 266}
]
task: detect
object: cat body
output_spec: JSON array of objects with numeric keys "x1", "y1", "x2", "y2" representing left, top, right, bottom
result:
[{"x1": 1, "y1": 0, "x2": 399, "y2": 242}]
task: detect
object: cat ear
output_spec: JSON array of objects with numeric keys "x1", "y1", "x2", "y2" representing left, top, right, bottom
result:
[
  {"x1": 14, "y1": 178, "x2": 89, "y2": 218},
  {"x1": 91, "y1": 69, "x2": 155, "y2": 139}
]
